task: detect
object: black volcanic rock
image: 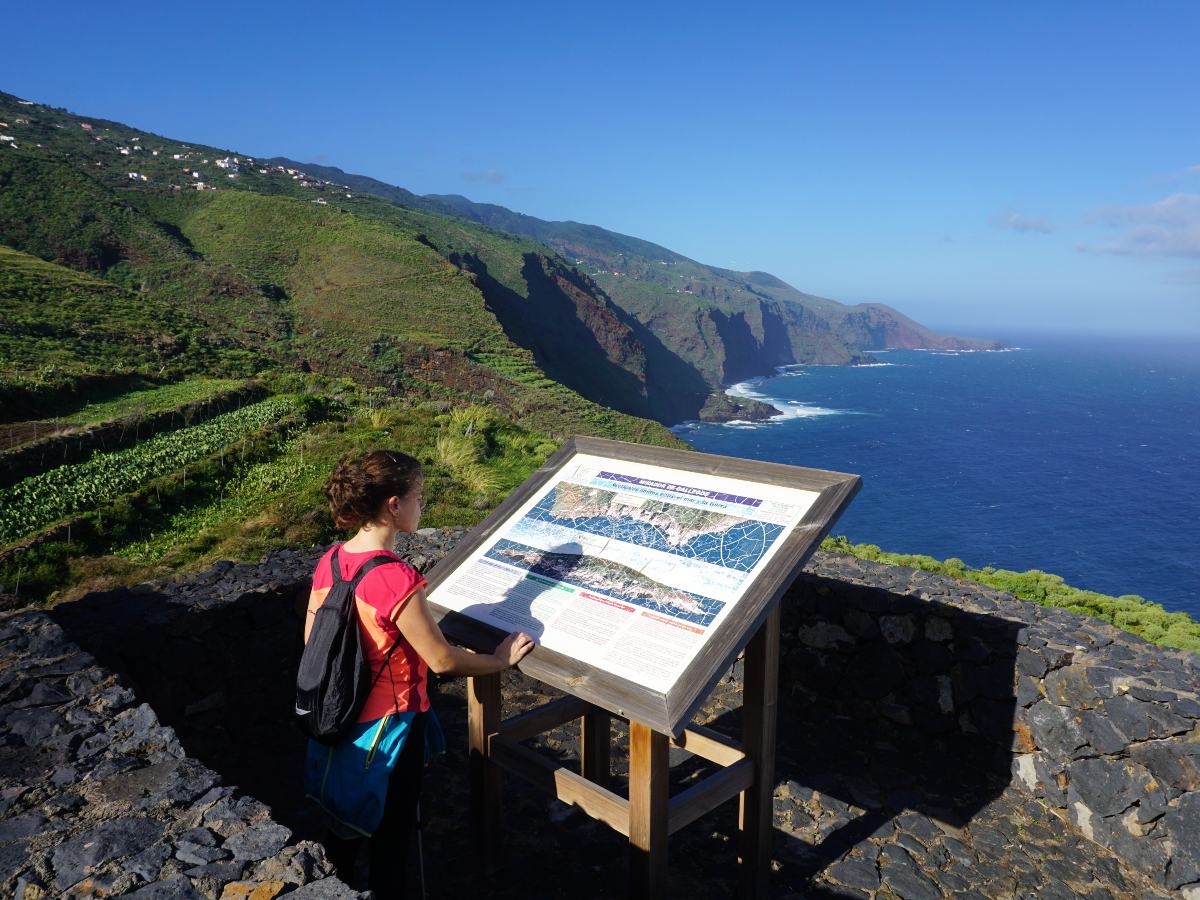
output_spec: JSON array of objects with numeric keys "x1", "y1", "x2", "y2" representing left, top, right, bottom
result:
[{"x1": 0, "y1": 530, "x2": 1193, "y2": 898}]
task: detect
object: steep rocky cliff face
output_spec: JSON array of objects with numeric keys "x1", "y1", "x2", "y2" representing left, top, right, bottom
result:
[
  {"x1": 445, "y1": 247, "x2": 712, "y2": 424},
  {"x1": 697, "y1": 299, "x2": 877, "y2": 385},
  {"x1": 827, "y1": 303, "x2": 991, "y2": 351},
  {"x1": 272, "y1": 157, "x2": 1005, "y2": 417}
]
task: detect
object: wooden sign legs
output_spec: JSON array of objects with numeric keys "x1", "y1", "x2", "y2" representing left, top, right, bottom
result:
[
  {"x1": 467, "y1": 670, "x2": 502, "y2": 872},
  {"x1": 739, "y1": 601, "x2": 780, "y2": 898},
  {"x1": 467, "y1": 605, "x2": 781, "y2": 899},
  {"x1": 628, "y1": 721, "x2": 669, "y2": 896}
]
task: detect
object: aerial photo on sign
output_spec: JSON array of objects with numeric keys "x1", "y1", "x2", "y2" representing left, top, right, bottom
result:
[{"x1": 429, "y1": 452, "x2": 820, "y2": 692}]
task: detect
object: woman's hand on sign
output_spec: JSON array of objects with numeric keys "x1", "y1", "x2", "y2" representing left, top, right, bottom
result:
[
  {"x1": 495, "y1": 631, "x2": 535, "y2": 667},
  {"x1": 394, "y1": 590, "x2": 532, "y2": 677}
]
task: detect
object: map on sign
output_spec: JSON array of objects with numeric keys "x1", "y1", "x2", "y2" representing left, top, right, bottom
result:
[
  {"x1": 520, "y1": 482, "x2": 785, "y2": 573},
  {"x1": 428, "y1": 452, "x2": 820, "y2": 693},
  {"x1": 486, "y1": 537, "x2": 725, "y2": 627}
]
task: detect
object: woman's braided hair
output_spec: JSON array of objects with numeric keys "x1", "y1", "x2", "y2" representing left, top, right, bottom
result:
[{"x1": 324, "y1": 449, "x2": 422, "y2": 530}]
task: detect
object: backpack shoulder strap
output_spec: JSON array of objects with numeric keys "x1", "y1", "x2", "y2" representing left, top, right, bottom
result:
[
  {"x1": 347, "y1": 553, "x2": 403, "y2": 588},
  {"x1": 328, "y1": 546, "x2": 343, "y2": 585},
  {"x1": 348, "y1": 555, "x2": 408, "y2": 693}
]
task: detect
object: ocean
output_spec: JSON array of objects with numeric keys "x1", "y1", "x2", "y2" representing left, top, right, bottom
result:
[{"x1": 672, "y1": 333, "x2": 1200, "y2": 620}]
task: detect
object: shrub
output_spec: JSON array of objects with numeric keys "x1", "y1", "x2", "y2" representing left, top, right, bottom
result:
[
  {"x1": 436, "y1": 434, "x2": 482, "y2": 470},
  {"x1": 821, "y1": 535, "x2": 1200, "y2": 654},
  {"x1": 459, "y1": 464, "x2": 500, "y2": 497}
]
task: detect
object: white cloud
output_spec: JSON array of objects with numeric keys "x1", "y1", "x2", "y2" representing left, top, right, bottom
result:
[
  {"x1": 1080, "y1": 193, "x2": 1200, "y2": 258},
  {"x1": 992, "y1": 210, "x2": 1053, "y2": 234},
  {"x1": 463, "y1": 169, "x2": 505, "y2": 185}
]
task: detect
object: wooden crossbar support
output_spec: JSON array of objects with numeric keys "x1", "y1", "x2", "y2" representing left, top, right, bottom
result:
[
  {"x1": 670, "y1": 725, "x2": 746, "y2": 768},
  {"x1": 667, "y1": 757, "x2": 755, "y2": 836},
  {"x1": 496, "y1": 695, "x2": 589, "y2": 743},
  {"x1": 490, "y1": 734, "x2": 631, "y2": 836}
]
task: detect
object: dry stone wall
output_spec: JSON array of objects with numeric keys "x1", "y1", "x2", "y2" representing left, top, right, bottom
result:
[
  {"x1": 0, "y1": 529, "x2": 1196, "y2": 898},
  {"x1": 791, "y1": 553, "x2": 1200, "y2": 897},
  {"x1": 0, "y1": 593, "x2": 362, "y2": 898},
  {"x1": 0, "y1": 382, "x2": 267, "y2": 489}
]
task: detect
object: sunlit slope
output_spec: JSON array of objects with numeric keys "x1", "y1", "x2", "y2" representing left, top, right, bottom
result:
[
  {"x1": 0, "y1": 154, "x2": 295, "y2": 366},
  {"x1": 336, "y1": 200, "x2": 710, "y2": 422},
  {"x1": 172, "y1": 191, "x2": 680, "y2": 445},
  {"x1": 0, "y1": 91, "x2": 698, "y2": 432},
  {"x1": 0, "y1": 90, "x2": 671, "y2": 416},
  {"x1": 180, "y1": 192, "x2": 506, "y2": 353},
  {"x1": 0, "y1": 245, "x2": 198, "y2": 378},
  {"x1": 277, "y1": 158, "x2": 1002, "y2": 384}
]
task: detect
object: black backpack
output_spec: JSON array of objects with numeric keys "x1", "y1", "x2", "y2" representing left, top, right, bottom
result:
[{"x1": 295, "y1": 548, "x2": 402, "y2": 745}]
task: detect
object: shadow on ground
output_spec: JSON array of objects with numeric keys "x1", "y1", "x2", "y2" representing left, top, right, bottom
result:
[{"x1": 51, "y1": 574, "x2": 1020, "y2": 897}]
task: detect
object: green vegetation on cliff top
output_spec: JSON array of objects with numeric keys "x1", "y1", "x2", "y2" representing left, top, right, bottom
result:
[{"x1": 822, "y1": 536, "x2": 1200, "y2": 653}]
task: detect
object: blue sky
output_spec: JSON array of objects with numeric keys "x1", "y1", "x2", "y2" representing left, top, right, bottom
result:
[{"x1": 5, "y1": 1, "x2": 1199, "y2": 336}]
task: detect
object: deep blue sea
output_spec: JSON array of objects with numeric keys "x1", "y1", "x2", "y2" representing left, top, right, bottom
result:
[{"x1": 673, "y1": 333, "x2": 1200, "y2": 619}]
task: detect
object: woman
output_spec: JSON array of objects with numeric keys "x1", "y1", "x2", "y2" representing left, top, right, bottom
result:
[{"x1": 304, "y1": 449, "x2": 534, "y2": 897}]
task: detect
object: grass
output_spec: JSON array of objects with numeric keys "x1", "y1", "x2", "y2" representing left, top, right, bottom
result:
[
  {"x1": 0, "y1": 245, "x2": 197, "y2": 379},
  {"x1": 180, "y1": 191, "x2": 508, "y2": 353},
  {"x1": 821, "y1": 536, "x2": 1200, "y2": 654},
  {"x1": 2, "y1": 396, "x2": 555, "y2": 603},
  {"x1": 470, "y1": 352, "x2": 561, "y2": 388},
  {"x1": 49, "y1": 378, "x2": 246, "y2": 424}
]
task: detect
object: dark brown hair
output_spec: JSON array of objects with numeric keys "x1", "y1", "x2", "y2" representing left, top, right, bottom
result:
[{"x1": 324, "y1": 449, "x2": 423, "y2": 530}]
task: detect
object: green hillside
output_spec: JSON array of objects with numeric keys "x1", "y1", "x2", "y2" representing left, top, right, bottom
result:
[
  {"x1": 0, "y1": 90, "x2": 1195, "y2": 656},
  {"x1": 0, "y1": 90, "x2": 689, "y2": 440},
  {"x1": 275, "y1": 158, "x2": 1004, "y2": 387},
  {"x1": 0, "y1": 89, "x2": 691, "y2": 603},
  {"x1": 0, "y1": 245, "x2": 195, "y2": 377},
  {"x1": 180, "y1": 192, "x2": 505, "y2": 352}
]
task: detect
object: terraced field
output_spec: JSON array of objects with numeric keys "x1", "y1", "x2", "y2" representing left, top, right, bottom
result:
[
  {"x1": 0, "y1": 380, "x2": 559, "y2": 604},
  {"x1": 0, "y1": 395, "x2": 310, "y2": 543},
  {"x1": 48, "y1": 378, "x2": 246, "y2": 425}
]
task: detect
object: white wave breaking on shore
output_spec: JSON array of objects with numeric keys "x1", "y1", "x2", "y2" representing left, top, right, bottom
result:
[
  {"x1": 677, "y1": 346, "x2": 1023, "y2": 432},
  {"x1": 879, "y1": 346, "x2": 1025, "y2": 354},
  {"x1": 776, "y1": 360, "x2": 897, "y2": 372},
  {"x1": 720, "y1": 378, "x2": 851, "y2": 426}
]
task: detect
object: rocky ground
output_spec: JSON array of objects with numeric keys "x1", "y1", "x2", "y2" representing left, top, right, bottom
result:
[{"x1": 0, "y1": 528, "x2": 1194, "y2": 898}]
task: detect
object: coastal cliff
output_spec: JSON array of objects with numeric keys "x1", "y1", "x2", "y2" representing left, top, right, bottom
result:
[
  {"x1": 270, "y1": 155, "x2": 1004, "y2": 416},
  {"x1": 0, "y1": 89, "x2": 998, "y2": 436}
]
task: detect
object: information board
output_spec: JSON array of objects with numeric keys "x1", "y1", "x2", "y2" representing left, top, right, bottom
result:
[
  {"x1": 430, "y1": 453, "x2": 819, "y2": 692},
  {"x1": 427, "y1": 436, "x2": 859, "y2": 734}
]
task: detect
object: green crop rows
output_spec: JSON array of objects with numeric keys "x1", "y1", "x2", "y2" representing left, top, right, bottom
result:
[{"x1": 0, "y1": 395, "x2": 306, "y2": 543}]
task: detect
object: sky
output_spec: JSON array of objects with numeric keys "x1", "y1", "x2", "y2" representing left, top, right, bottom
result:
[{"x1": 4, "y1": 1, "x2": 1199, "y2": 337}]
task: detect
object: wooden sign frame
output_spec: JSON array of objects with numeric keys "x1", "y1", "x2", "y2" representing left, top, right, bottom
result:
[
  {"x1": 462, "y1": 604, "x2": 784, "y2": 898},
  {"x1": 427, "y1": 435, "x2": 860, "y2": 737}
]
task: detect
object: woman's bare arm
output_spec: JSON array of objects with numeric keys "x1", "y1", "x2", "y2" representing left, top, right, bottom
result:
[
  {"x1": 303, "y1": 588, "x2": 326, "y2": 643},
  {"x1": 393, "y1": 588, "x2": 533, "y2": 675}
]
